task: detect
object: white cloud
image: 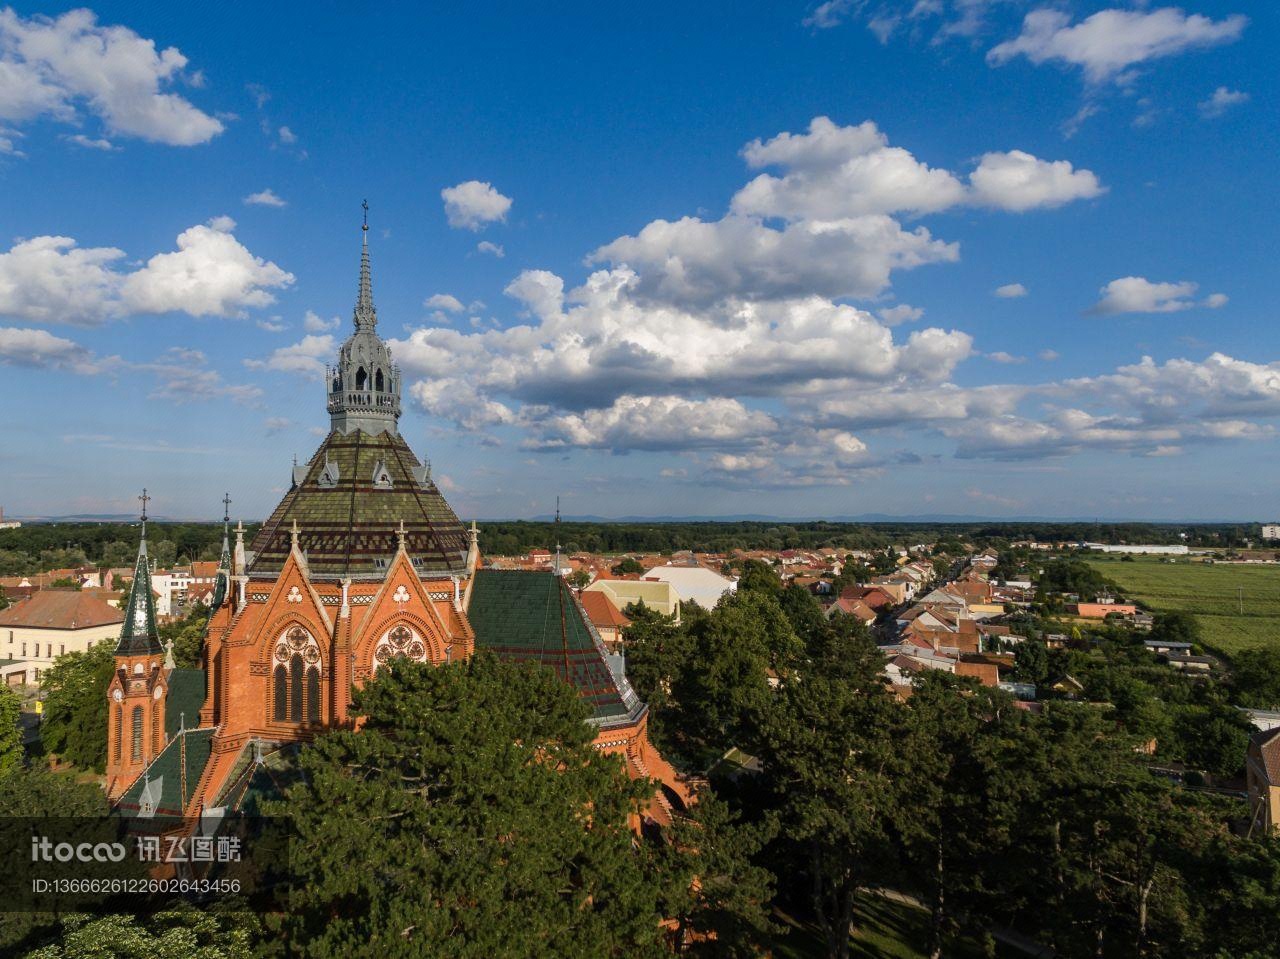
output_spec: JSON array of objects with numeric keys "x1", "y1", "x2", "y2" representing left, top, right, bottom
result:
[
  {"x1": 591, "y1": 213, "x2": 957, "y2": 306},
  {"x1": 244, "y1": 333, "x2": 334, "y2": 379},
  {"x1": 264, "y1": 416, "x2": 291, "y2": 434},
  {"x1": 244, "y1": 188, "x2": 286, "y2": 207},
  {"x1": 0, "y1": 218, "x2": 292, "y2": 324},
  {"x1": 143, "y1": 347, "x2": 261, "y2": 405},
  {"x1": 441, "y1": 180, "x2": 512, "y2": 230},
  {"x1": 878, "y1": 304, "x2": 923, "y2": 326},
  {"x1": 1038, "y1": 349, "x2": 1059, "y2": 361},
  {"x1": 988, "y1": 8, "x2": 1248, "y2": 85},
  {"x1": 476, "y1": 240, "x2": 505, "y2": 257},
  {"x1": 988, "y1": 351, "x2": 1025, "y2": 364},
  {"x1": 525, "y1": 395, "x2": 778, "y2": 452},
  {"x1": 64, "y1": 133, "x2": 114, "y2": 150},
  {"x1": 120, "y1": 217, "x2": 294, "y2": 317},
  {"x1": 257, "y1": 317, "x2": 286, "y2": 332},
  {"x1": 504, "y1": 270, "x2": 564, "y2": 321},
  {"x1": 303, "y1": 310, "x2": 339, "y2": 333},
  {"x1": 969, "y1": 150, "x2": 1104, "y2": 211},
  {"x1": 0, "y1": 8, "x2": 223, "y2": 146},
  {"x1": 1199, "y1": 86, "x2": 1248, "y2": 119},
  {"x1": 1088, "y1": 276, "x2": 1212, "y2": 315},
  {"x1": 424, "y1": 294, "x2": 464, "y2": 313},
  {"x1": 276, "y1": 125, "x2": 296, "y2": 144},
  {"x1": 0, "y1": 325, "x2": 101, "y2": 372},
  {"x1": 995, "y1": 283, "x2": 1028, "y2": 298},
  {"x1": 1203, "y1": 292, "x2": 1229, "y2": 309}
]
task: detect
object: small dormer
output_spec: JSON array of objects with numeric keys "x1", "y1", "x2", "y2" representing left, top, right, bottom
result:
[
  {"x1": 372, "y1": 460, "x2": 393, "y2": 489},
  {"x1": 317, "y1": 455, "x2": 340, "y2": 488}
]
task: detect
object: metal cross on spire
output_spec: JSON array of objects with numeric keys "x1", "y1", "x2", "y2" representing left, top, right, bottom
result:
[
  {"x1": 222, "y1": 492, "x2": 232, "y2": 524},
  {"x1": 139, "y1": 488, "x2": 150, "y2": 523},
  {"x1": 362, "y1": 198, "x2": 369, "y2": 233}
]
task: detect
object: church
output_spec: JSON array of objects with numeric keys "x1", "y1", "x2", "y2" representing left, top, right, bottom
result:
[{"x1": 105, "y1": 217, "x2": 690, "y2": 828}]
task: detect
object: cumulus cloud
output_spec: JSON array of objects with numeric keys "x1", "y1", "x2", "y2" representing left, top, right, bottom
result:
[
  {"x1": 424, "y1": 293, "x2": 464, "y2": 313},
  {"x1": 0, "y1": 218, "x2": 293, "y2": 325},
  {"x1": 441, "y1": 180, "x2": 512, "y2": 230},
  {"x1": 988, "y1": 8, "x2": 1248, "y2": 85},
  {"x1": 303, "y1": 310, "x2": 339, "y2": 333},
  {"x1": 995, "y1": 282, "x2": 1028, "y2": 298},
  {"x1": 0, "y1": 325, "x2": 101, "y2": 372},
  {"x1": 878, "y1": 304, "x2": 923, "y2": 326},
  {"x1": 1088, "y1": 276, "x2": 1225, "y2": 315},
  {"x1": 476, "y1": 240, "x2": 504, "y2": 257},
  {"x1": 244, "y1": 333, "x2": 334, "y2": 379},
  {"x1": 1199, "y1": 86, "x2": 1248, "y2": 119},
  {"x1": 0, "y1": 8, "x2": 223, "y2": 147},
  {"x1": 732, "y1": 118, "x2": 1101, "y2": 221},
  {"x1": 969, "y1": 150, "x2": 1104, "y2": 211},
  {"x1": 380, "y1": 116, "x2": 1270, "y2": 485},
  {"x1": 141, "y1": 347, "x2": 261, "y2": 405},
  {"x1": 244, "y1": 188, "x2": 286, "y2": 207}
]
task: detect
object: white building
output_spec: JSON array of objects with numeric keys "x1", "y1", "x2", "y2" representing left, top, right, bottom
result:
[
  {"x1": 641, "y1": 565, "x2": 737, "y2": 610},
  {"x1": 0, "y1": 589, "x2": 123, "y2": 687},
  {"x1": 1262, "y1": 524, "x2": 1280, "y2": 542}
]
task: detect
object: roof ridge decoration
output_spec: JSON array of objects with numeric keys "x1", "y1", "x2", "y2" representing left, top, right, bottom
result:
[{"x1": 115, "y1": 488, "x2": 163, "y2": 657}]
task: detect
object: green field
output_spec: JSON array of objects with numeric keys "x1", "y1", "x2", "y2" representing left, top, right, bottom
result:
[{"x1": 1085, "y1": 555, "x2": 1280, "y2": 656}]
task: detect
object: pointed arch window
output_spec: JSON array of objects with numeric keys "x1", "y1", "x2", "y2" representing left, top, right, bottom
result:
[
  {"x1": 355, "y1": 366, "x2": 367, "y2": 391},
  {"x1": 273, "y1": 626, "x2": 322, "y2": 724},
  {"x1": 130, "y1": 706, "x2": 143, "y2": 762},
  {"x1": 307, "y1": 668, "x2": 321, "y2": 723},
  {"x1": 273, "y1": 665, "x2": 287, "y2": 721}
]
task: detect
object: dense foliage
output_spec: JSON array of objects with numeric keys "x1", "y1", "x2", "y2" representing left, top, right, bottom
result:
[{"x1": 0, "y1": 523, "x2": 258, "y2": 576}]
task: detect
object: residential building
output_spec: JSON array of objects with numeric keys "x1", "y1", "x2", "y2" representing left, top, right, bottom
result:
[
  {"x1": 1248, "y1": 728, "x2": 1280, "y2": 835},
  {"x1": 579, "y1": 590, "x2": 631, "y2": 651},
  {"x1": 0, "y1": 588, "x2": 123, "y2": 687}
]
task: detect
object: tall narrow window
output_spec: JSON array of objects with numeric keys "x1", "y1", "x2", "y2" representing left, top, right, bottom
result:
[
  {"x1": 114, "y1": 706, "x2": 122, "y2": 760},
  {"x1": 290, "y1": 654, "x2": 304, "y2": 723},
  {"x1": 307, "y1": 668, "x2": 321, "y2": 723},
  {"x1": 355, "y1": 366, "x2": 367, "y2": 391},
  {"x1": 273, "y1": 665, "x2": 287, "y2": 721},
  {"x1": 375, "y1": 368, "x2": 384, "y2": 392},
  {"x1": 131, "y1": 706, "x2": 143, "y2": 762}
]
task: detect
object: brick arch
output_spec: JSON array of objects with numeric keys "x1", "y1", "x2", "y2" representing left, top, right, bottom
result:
[
  {"x1": 259, "y1": 617, "x2": 330, "y2": 729},
  {"x1": 353, "y1": 611, "x2": 448, "y2": 679},
  {"x1": 255, "y1": 613, "x2": 330, "y2": 670}
]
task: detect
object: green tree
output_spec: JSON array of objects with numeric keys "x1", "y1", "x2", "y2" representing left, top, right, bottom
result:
[
  {"x1": 40, "y1": 642, "x2": 115, "y2": 772},
  {"x1": 158, "y1": 609, "x2": 207, "y2": 670},
  {"x1": 269, "y1": 655, "x2": 672, "y2": 958},
  {"x1": 756, "y1": 628, "x2": 902, "y2": 959},
  {"x1": 568, "y1": 568, "x2": 592, "y2": 590},
  {"x1": 0, "y1": 686, "x2": 23, "y2": 775},
  {"x1": 735, "y1": 560, "x2": 781, "y2": 596},
  {"x1": 663, "y1": 791, "x2": 779, "y2": 957},
  {"x1": 1013, "y1": 638, "x2": 1050, "y2": 684},
  {"x1": 1231, "y1": 647, "x2": 1280, "y2": 708},
  {"x1": 1149, "y1": 611, "x2": 1201, "y2": 649},
  {"x1": 23, "y1": 908, "x2": 257, "y2": 959},
  {"x1": 611, "y1": 556, "x2": 644, "y2": 576}
]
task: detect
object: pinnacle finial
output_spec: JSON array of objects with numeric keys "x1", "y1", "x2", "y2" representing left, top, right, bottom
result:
[
  {"x1": 290, "y1": 520, "x2": 300, "y2": 549},
  {"x1": 396, "y1": 519, "x2": 407, "y2": 549},
  {"x1": 354, "y1": 201, "x2": 376, "y2": 331}
]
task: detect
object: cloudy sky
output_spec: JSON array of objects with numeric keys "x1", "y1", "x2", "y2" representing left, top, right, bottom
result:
[{"x1": 0, "y1": 3, "x2": 1275, "y2": 521}]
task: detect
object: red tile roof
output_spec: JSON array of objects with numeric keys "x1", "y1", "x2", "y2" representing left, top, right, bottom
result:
[
  {"x1": 579, "y1": 591, "x2": 631, "y2": 629},
  {"x1": 0, "y1": 588, "x2": 123, "y2": 630}
]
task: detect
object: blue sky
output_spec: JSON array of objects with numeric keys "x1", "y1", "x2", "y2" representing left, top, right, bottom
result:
[{"x1": 0, "y1": 2, "x2": 1276, "y2": 522}]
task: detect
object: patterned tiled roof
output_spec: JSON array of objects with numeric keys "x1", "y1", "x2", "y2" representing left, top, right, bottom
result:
[
  {"x1": 164, "y1": 668, "x2": 206, "y2": 738},
  {"x1": 249, "y1": 429, "x2": 468, "y2": 579},
  {"x1": 116, "y1": 727, "x2": 215, "y2": 818},
  {"x1": 468, "y1": 569, "x2": 642, "y2": 726}
]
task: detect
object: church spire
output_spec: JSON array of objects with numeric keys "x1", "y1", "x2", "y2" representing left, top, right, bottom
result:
[
  {"x1": 211, "y1": 492, "x2": 232, "y2": 610},
  {"x1": 116, "y1": 488, "x2": 162, "y2": 656},
  {"x1": 354, "y1": 199, "x2": 376, "y2": 332}
]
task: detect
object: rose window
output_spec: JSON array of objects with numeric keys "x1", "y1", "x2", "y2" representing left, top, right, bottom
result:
[{"x1": 373, "y1": 625, "x2": 429, "y2": 669}]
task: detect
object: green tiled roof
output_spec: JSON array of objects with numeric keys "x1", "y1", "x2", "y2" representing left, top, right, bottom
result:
[
  {"x1": 165, "y1": 668, "x2": 206, "y2": 738},
  {"x1": 249, "y1": 429, "x2": 468, "y2": 579},
  {"x1": 468, "y1": 570, "x2": 642, "y2": 726},
  {"x1": 215, "y1": 741, "x2": 304, "y2": 815},
  {"x1": 115, "y1": 544, "x2": 162, "y2": 656},
  {"x1": 116, "y1": 727, "x2": 215, "y2": 819}
]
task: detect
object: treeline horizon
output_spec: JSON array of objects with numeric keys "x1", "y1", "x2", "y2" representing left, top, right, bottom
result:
[{"x1": 0, "y1": 519, "x2": 1263, "y2": 575}]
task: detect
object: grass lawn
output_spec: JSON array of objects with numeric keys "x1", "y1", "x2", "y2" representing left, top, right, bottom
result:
[
  {"x1": 1085, "y1": 555, "x2": 1280, "y2": 656},
  {"x1": 771, "y1": 893, "x2": 1017, "y2": 959}
]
